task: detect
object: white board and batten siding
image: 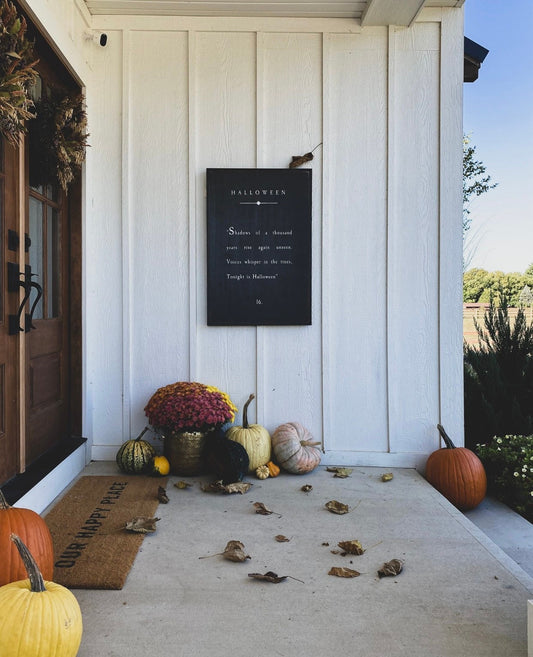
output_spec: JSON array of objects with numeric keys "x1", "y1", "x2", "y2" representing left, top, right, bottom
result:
[{"x1": 25, "y1": 4, "x2": 465, "y2": 469}]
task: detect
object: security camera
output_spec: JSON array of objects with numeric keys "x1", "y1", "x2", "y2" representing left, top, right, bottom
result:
[{"x1": 84, "y1": 31, "x2": 108, "y2": 47}]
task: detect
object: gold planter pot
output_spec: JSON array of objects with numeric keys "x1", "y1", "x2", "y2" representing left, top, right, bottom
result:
[{"x1": 163, "y1": 430, "x2": 208, "y2": 476}]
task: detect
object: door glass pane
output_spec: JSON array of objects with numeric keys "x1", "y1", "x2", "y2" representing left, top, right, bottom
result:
[
  {"x1": 47, "y1": 205, "x2": 60, "y2": 317},
  {"x1": 29, "y1": 196, "x2": 43, "y2": 320}
]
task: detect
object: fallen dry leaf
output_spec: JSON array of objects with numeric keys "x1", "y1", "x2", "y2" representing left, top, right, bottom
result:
[
  {"x1": 381, "y1": 473, "x2": 394, "y2": 482},
  {"x1": 199, "y1": 540, "x2": 251, "y2": 562},
  {"x1": 275, "y1": 535, "x2": 290, "y2": 542},
  {"x1": 175, "y1": 480, "x2": 192, "y2": 490},
  {"x1": 301, "y1": 484, "x2": 313, "y2": 493},
  {"x1": 248, "y1": 571, "x2": 304, "y2": 584},
  {"x1": 124, "y1": 517, "x2": 159, "y2": 533},
  {"x1": 157, "y1": 486, "x2": 169, "y2": 503},
  {"x1": 202, "y1": 481, "x2": 252, "y2": 494},
  {"x1": 338, "y1": 540, "x2": 365, "y2": 555},
  {"x1": 326, "y1": 467, "x2": 353, "y2": 478},
  {"x1": 325, "y1": 500, "x2": 350, "y2": 515},
  {"x1": 223, "y1": 540, "x2": 251, "y2": 562},
  {"x1": 328, "y1": 566, "x2": 361, "y2": 578},
  {"x1": 378, "y1": 559, "x2": 404, "y2": 578},
  {"x1": 253, "y1": 502, "x2": 282, "y2": 517}
]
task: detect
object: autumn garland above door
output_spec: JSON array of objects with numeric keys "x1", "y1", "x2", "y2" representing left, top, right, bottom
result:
[{"x1": 0, "y1": 0, "x2": 88, "y2": 191}]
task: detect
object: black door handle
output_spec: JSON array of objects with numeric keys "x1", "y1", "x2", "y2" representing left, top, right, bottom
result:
[
  {"x1": 28, "y1": 280, "x2": 43, "y2": 329},
  {"x1": 7, "y1": 264, "x2": 41, "y2": 334}
]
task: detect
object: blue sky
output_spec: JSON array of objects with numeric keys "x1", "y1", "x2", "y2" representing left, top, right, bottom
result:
[{"x1": 463, "y1": 0, "x2": 533, "y2": 274}]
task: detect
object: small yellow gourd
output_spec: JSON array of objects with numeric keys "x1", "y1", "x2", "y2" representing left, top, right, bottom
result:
[
  {"x1": 256, "y1": 465, "x2": 270, "y2": 480},
  {"x1": 150, "y1": 455, "x2": 170, "y2": 477},
  {"x1": 227, "y1": 394, "x2": 271, "y2": 472}
]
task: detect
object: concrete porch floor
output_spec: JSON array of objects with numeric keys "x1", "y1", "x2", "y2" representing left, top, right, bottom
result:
[{"x1": 48, "y1": 462, "x2": 533, "y2": 657}]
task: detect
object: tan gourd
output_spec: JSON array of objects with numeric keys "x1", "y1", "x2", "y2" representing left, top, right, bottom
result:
[{"x1": 226, "y1": 394, "x2": 271, "y2": 472}]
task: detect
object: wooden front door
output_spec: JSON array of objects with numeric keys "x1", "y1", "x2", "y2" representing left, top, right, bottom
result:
[
  {"x1": 0, "y1": 7, "x2": 82, "y2": 488},
  {"x1": 0, "y1": 140, "x2": 21, "y2": 484},
  {"x1": 26, "y1": 181, "x2": 70, "y2": 464}
]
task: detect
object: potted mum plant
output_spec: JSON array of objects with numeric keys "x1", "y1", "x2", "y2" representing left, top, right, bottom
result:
[{"x1": 144, "y1": 382, "x2": 237, "y2": 475}]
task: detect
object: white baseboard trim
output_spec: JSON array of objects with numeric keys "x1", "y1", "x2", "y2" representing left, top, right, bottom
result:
[
  {"x1": 91, "y1": 445, "x2": 427, "y2": 470},
  {"x1": 14, "y1": 443, "x2": 89, "y2": 514},
  {"x1": 527, "y1": 600, "x2": 533, "y2": 657}
]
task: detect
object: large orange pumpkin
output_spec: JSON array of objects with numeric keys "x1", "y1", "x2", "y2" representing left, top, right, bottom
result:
[
  {"x1": 425, "y1": 424, "x2": 487, "y2": 511},
  {"x1": 0, "y1": 489, "x2": 54, "y2": 585}
]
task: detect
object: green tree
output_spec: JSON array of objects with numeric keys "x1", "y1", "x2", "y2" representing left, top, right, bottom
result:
[
  {"x1": 463, "y1": 135, "x2": 497, "y2": 237},
  {"x1": 463, "y1": 268, "x2": 491, "y2": 302},
  {"x1": 525, "y1": 263, "x2": 533, "y2": 277}
]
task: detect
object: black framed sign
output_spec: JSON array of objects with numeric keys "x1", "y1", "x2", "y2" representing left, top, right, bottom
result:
[{"x1": 207, "y1": 168, "x2": 312, "y2": 326}]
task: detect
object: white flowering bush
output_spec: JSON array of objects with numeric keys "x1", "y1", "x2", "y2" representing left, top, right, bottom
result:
[{"x1": 476, "y1": 434, "x2": 532, "y2": 522}]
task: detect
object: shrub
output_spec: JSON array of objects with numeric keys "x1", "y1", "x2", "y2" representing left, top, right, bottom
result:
[
  {"x1": 476, "y1": 435, "x2": 533, "y2": 522},
  {"x1": 464, "y1": 291, "x2": 533, "y2": 449}
]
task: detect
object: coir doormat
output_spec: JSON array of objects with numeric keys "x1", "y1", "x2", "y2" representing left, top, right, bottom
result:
[{"x1": 45, "y1": 475, "x2": 165, "y2": 590}]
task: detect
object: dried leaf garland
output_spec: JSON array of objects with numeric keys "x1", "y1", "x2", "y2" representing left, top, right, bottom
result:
[
  {"x1": 0, "y1": 1, "x2": 39, "y2": 144},
  {"x1": 125, "y1": 517, "x2": 160, "y2": 533},
  {"x1": 325, "y1": 500, "x2": 350, "y2": 515},
  {"x1": 378, "y1": 559, "x2": 404, "y2": 578},
  {"x1": 328, "y1": 567, "x2": 361, "y2": 578},
  {"x1": 29, "y1": 87, "x2": 89, "y2": 191}
]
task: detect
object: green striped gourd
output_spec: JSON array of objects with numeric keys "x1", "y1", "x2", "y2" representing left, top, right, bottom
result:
[{"x1": 116, "y1": 427, "x2": 156, "y2": 474}]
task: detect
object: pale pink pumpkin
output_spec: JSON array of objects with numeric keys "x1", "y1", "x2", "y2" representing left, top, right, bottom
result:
[{"x1": 271, "y1": 422, "x2": 322, "y2": 474}]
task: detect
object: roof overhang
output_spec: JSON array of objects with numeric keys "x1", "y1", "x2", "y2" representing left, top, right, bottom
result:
[
  {"x1": 82, "y1": 0, "x2": 465, "y2": 21},
  {"x1": 464, "y1": 36, "x2": 489, "y2": 83}
]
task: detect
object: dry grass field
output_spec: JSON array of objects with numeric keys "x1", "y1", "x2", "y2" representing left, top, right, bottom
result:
[{"x1": 463, "y1": 304, "x2": 533, "y2": 347}]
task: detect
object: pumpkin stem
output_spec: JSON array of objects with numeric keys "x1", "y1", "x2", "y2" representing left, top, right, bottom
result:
[
  {"x1": 136, "y1": 426, "x2": 150, "y2": 441},
  {"x1": 10, "y1": 533, "x2": 47, "y2": 593},
  {"x1": 242, "y1": 394, "x2": 255, "y2": 429},
  {"x1": 437, "y1": 424, "x2": 456, "y2": 450},
  {"x1": 0, "y1": 488, "x2": 11, "y2": 510}
]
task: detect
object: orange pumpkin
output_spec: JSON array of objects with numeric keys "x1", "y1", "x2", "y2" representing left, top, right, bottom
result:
[
  {"x1": 271, "y1": 422, "x2": 322, "y2": 474},
  {"x1": 425, "y1": 424, "x2": 487, "y2": 511},
  {"x1": 0, "y1": 490, "x2": 54, "y2": 585}
]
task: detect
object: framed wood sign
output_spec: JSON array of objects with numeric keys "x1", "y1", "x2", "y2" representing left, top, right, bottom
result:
[{"x1": 207, "y1": 168, "x2": 312, "y2": 326}]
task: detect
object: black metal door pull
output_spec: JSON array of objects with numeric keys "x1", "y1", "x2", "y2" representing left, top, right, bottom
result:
[{"x1": 7, "y1": 263, "x2": 41, "y2": 334}]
